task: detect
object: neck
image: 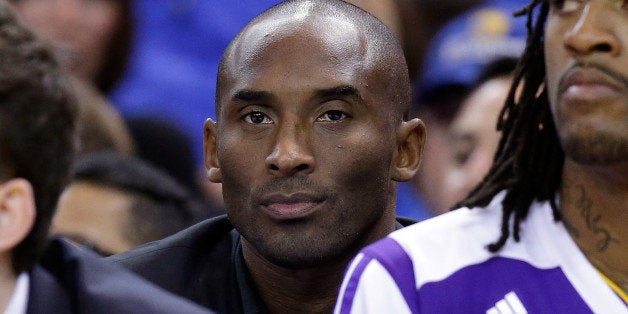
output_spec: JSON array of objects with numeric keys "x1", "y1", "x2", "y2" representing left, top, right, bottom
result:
[
  {"x1": 559, "y1": 159, "x2": 628, "y2": 292},
  {"x1": 0, "y1": 257, "x2": 18, "y2": 313},
  {"x1": 243, "y1": 246, "x2": 346, "y2": 313},
  {"x1": 242, "y1": 218, "x2": 397, "y2": 313}
]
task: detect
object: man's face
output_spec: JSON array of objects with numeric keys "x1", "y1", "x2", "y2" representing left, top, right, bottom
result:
[
  {"x1": 443, "y1": 77, "x2": 511, "y2": 210},
  {"x1": 210, "y1": 17, "x2": 400, "y2": 269},
  {"x1": 545, "y1": 0, "x2": 628, "y2": 165}
]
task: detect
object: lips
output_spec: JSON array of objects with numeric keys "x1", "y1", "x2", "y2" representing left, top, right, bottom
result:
[
  {"x1": 259, "y1": 192, "x2": 325, "y2": 220},
  {"x1": 558, "y1": 66, "x2": 625, "y2": 104}
]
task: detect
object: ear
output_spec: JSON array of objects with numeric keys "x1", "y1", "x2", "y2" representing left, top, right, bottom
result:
[
  {"x1": 0, "y1": 179, "x2": 36, "y2": 254},
  {"x1": 203, "y1": 118, "x2": 222, "y2": 183},
  {"x1": 391, "y1": 118, "x2": 426, "y2": 182}
]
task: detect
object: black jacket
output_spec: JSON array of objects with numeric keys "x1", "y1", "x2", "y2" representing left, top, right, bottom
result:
[
  {"x1": 27, "y1": 238, "x2": 211, "y2": 314},
  {"x1": 109, "y1": 215, "x2": 416, "y2": 313}
]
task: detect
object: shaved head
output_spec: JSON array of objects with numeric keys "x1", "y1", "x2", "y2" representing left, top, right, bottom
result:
[
  {"x1": 202, "y1": 2, "x2": 425, "y2": 311},
  {"x1": 215, "y1": 0, "x2": 410, "y2": 120}
]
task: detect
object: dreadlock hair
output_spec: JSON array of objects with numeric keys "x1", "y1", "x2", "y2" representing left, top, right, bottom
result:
[{"x1": 455, "y1": 0, "x2": 565, "y2": 252}]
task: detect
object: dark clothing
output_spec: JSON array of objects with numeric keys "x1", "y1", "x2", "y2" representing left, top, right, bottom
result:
[
  {"x1": 109, "y1": 214, "x2": 416, "y2": 314},
  {"x1": 27, "y1": 238, "x2": 211, "y2": 314}
]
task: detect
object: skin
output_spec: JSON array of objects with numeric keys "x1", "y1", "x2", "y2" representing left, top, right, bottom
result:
[
  {"x1": 442, "y1": 76, "x2": 512, "y2": 210},
  {"x1": 71, "y1": 77, "x2": 135, "y2": 156},
  {"x1": 204, "y1": 11, "x2": 424, "y2": 313},
  {"x1": 198, "y1": 0, "x2": 404, "y2": 210},
  {"x1": 544, "y1": 0, "x2": 628, "y2": 292},
  {"x1": 345, "y1": 0, "x2": 402, "y2": 38},
  {"x1": 412, "y1": 111, "x2": 451, "y2": 215},
  {"x1": 52, "y1": 182, "x2": 135, "y2": 256},
  {"x1": 12, "y1": 0, "x2": 121, "y2": 83},
  {"x1": 0, "y1": 179, "x2": 35, "y2": 312}
]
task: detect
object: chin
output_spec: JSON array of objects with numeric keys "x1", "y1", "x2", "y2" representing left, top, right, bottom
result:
[
  {"x1": 256, "y1": 233, "x2": 350, "y2": 270},
  {"x1": 262, "y1": 246, "x2": 333, "y2": 269},
  {"x1": 562, "y1": 132, "x2": 628, "y2": 165}
]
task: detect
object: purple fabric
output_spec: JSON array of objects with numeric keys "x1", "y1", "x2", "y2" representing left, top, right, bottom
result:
[
  {"x1": 341, "y1": 243, "x2": 595, "y2": 313},
  {"x1": 417, "y1": 257, "x2": 592, "y2": 313},
  {"x1": 338, "y1": 254, "x2": 372, "y2": 314},
  {"x1": 339, "y1": 237, "x2": 418, "y2": 313}
]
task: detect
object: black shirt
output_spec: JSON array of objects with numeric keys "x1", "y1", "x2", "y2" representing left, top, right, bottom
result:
[
  {"x1": 29, "y1": 238, "x2": 211, "y2": 314},
  {"x1": 109, "y1": 215, "x2": 416, "y2": 313}
]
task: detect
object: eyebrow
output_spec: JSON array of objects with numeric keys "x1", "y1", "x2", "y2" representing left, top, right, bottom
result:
[
  {"x1": 316, "y1": 85, "x2": 362, "y2": 100},
  {"x1": 232, "y1": 89, "x2": 273, "y2": 102},
  {"x1": 231, "y1": 85, "x2": 363, "y2": 103}
]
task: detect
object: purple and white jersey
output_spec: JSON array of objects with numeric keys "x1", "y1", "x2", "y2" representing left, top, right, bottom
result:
[{"x1": 335, "y1": 193, "x2": 626, "y2": 313}]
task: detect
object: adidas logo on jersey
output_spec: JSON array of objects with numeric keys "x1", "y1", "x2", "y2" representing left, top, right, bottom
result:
[{"x1": 486, "y1": 291, "x2": 528, "y2": 314}]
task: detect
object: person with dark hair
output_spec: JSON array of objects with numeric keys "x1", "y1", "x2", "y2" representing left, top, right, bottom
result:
[
  {"x1": 53, "y1": 152, "x2": 214, "y2": 256},
  {"x1": 401, "y1": 0, "x2": 529, "y2": 217},
  {"x1": 336, "y1": 0, "x2": 627, "y2": 312},
  {"x1": 440, "y1": 57, "x2": 518, "y2": 211},
  {"x1": 71, "y1": 77, "x2": 136, "y2": 156},
  {"x1": 110, "y1": 0, "x2": 426, "y2": 312},
  {"x1": 0, "y1": 3, "x2": 210, "y2": 313},
  {"x1": 125, "y1": 117, "x2": 209, "y2": 201}
]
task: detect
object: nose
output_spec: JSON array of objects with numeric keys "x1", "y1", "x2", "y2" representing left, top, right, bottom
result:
[
  {"x1": 265, "y1": 122, "x2": 315, "y2": 177},
  {"x1": 563, "y1": 2, "x2": 620, "y2": 57}
]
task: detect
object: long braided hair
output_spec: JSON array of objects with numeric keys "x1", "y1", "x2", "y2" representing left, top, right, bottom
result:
[{"x1": 455, "y1": 0, "x2": 565, "y2": 252}]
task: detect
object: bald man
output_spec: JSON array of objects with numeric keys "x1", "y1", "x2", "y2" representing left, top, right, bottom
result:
[{"x1": 111, "y1": 1, "x2": 425, "y2": 312}]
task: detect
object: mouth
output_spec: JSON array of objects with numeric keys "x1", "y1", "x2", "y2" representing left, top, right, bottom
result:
[
  {"x1": 259, "y1": 192, "x2": 325, "y2": 220},
  {"x1": 558, "y1": 65, "x2": 625, "y2": 103}
]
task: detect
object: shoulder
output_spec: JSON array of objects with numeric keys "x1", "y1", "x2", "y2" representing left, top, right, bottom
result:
[
  {"x1": 337, "y1": 195, "x2": 616, "y2": 313},
  {"x1": 109, "y1": 215, "x2": 234, "y2": 266},
  {"x1": 388, "y1": 197, "x2": 503, "y2": 257},
  {"x1": 336, "y1": 206, "x2": 502, "y2": 313},
  {"x1": 106, "y1": 215, "x2": 237, "y2": 307},
  {"x1": 356, "y1": 193, "x2": 508, "y2": 290},
  {"x1": 31, "y1": 238, "x2": 212, "y2": 313}
]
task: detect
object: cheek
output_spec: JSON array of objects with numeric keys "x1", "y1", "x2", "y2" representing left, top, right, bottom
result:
[
  {"x1": 543, "y1": 23, "x2": 565, "y2": 108},
  {"x1": 82, "y1": 5, "x2": 120, "y2": 52},
  {"x1": 327, "y1": 132, "x2": 395, "y2": 194},
  {"x1": 215, "y1": 135, "x2": 264, "y2": 200}
]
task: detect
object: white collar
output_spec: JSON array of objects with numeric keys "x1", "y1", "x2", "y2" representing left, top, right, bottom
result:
[{"x1": 3, "y1": 272, "x2": 29, "y2": 314}]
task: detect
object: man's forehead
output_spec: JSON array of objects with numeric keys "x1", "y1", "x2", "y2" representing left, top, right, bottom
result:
[{"x1": 230, "y1": 13, "x2": 364, "y2": 70}]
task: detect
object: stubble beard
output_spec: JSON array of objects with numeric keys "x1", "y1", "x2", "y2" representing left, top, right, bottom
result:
[
  {"x1": 252, "y1": 225, "x2": 351, "y2": 270},
  {"x1": 562, "y1": 131, "x2": 628, "y2": 165}
]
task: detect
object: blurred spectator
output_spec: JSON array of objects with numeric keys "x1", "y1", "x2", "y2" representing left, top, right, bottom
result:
[
  {"x1": 400, "y1": 0, "x2": 482, "y2": 81},
  {"x1": 9, "y1": 0, "x2": 132, "y2": 93},
  {"x1": 52, "y1": 152, "x2": 219, "y2": 256},
  {"x1": 442, "y1": 57, "x2": 517, "y2": 211},
  {"x1": 125, "y1": 117, "x2": 208, "y2": 201},
  {"x1": 71, "y1": 77, "x2": 135, "y2": 156},
  {"x1": 0, "y1": 3, "x2": 208, "y2": 312},
  {"x1": 404, "y1": 0, "x2": 528, "y2": 216},
  {"x1": 9, "y1": 0, "x2": 223, "y2": 210}
]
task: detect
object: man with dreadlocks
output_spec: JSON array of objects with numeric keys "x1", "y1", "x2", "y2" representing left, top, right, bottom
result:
[{"x1": 335, "y1": 0, "x2": 627, "y2": 313}]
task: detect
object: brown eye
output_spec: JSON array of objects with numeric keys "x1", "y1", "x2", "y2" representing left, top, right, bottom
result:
[
  {"x1": 316, "y1": 110, "x2": 348, "y2": 122},
  {"x1": 243, "y1": 111, "x2": 272, "y2": 124}
]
